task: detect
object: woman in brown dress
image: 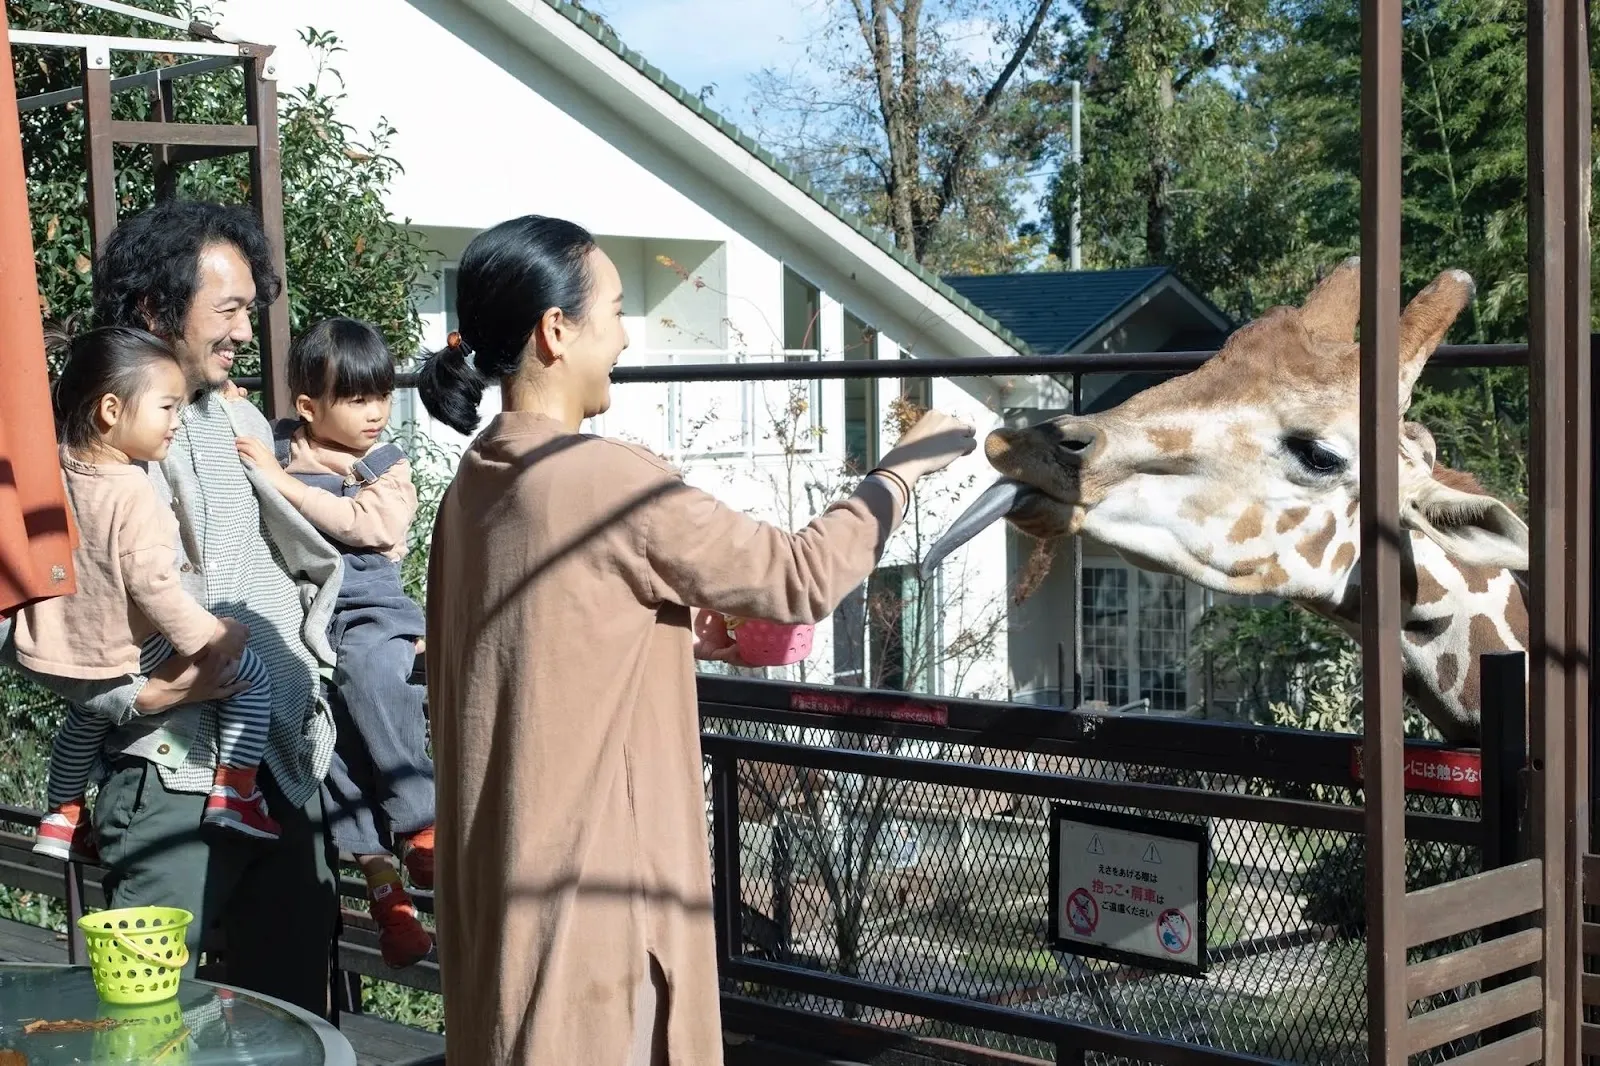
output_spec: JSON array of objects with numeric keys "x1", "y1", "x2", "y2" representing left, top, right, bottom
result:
[{"x1": 417, "y1": 215, "x2": 975, "y2": 1066}]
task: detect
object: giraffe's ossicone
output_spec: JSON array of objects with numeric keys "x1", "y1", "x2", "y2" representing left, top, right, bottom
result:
[{"x1": 925, "y1": 258, "x2": 1528, "y2": 744}]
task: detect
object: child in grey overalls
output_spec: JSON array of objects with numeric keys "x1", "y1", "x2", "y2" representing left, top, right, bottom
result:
[{"x1": 234, "y1": 317, "x2": 435, "y2": 969}]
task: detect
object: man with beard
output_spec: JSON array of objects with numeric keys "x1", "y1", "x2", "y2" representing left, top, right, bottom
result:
[{"x1": 1, "y1": 200, "x2": 343, "y2": 1014}]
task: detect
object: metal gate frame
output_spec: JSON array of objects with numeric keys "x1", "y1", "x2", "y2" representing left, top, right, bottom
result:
[
  {"x1": 10, "y1": 10, "x2": 293, "y2": 418},
  {"x1": 1358, "y1": 0, "x2": 1591, "y2": 1061}
]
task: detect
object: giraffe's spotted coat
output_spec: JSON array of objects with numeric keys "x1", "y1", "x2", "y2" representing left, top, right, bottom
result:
[
  {"x1": 1415, "y1": 566, "x2": 1448, "y2": 606},
  {"x1": 976, "y1": 260, "x2": 1522, "y2": 745},
  {"x1": 1436, "y1": 652, "x2": 1460, "y2": 693},
  {"x1": 1277, "y1": 507, "x2": 1310, "y2": 534},
  {"x1": 1296, "y1": 514, "x2": 1337, "y2": 568},
  {"x1": 1228, "y1": 505, "x2": 1265, "y2": 544},
  {"x1": 1147, "y1": 427, "x2": 1193, "y2": 454}
]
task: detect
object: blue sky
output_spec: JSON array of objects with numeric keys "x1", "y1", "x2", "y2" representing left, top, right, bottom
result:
[{"x1": 588, "y1": 0, "x2": 824, "y2": 130}]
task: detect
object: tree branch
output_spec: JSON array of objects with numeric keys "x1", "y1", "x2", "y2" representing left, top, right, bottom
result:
[
  {"x1": 1170, "y1": 45, "x2": 1217, "y2": 94},
  {"x1": 922, "y1": 0, "x2": 1054, "y2": 251}
]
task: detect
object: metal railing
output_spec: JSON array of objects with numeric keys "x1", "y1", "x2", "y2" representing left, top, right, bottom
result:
[
  {"x1": 231, "y1": 342, "x2": 1530, "y2": 393},
  {"x1": 697, "y1": 662, "x2": 1529, "y2": 1066},
  {"x1": 0, "y1": 657, "x2": 1531, "y2": 1065}
]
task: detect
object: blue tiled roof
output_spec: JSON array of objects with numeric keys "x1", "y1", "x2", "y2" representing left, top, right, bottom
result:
[{"x1": 941, "y1": 268, "x2": 1179, "y2": 354}]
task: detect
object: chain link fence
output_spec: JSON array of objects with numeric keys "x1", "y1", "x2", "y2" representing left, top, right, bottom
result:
[{"x1": 705, "y1": 714, "x2": 1485, "y2": 1065}]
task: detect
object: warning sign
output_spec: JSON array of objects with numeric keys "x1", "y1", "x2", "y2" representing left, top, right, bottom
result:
[
  {"x1": 1066, "y1": 888, "x2": 1099, "y2": 935},
  {"x1": 1157, "y1": 908, "x2": 1192, "y2": 954},
  {"x1": 1048, "y1": 805, "x2": 1208, "y2": 976},
  {"x1": 1350, "y1": 743, "x2": 1481, "y2": 798}
]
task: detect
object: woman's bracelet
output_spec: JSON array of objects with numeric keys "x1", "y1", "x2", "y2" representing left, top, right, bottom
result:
[{"x1": 868, "y1": 466, "x2": 913, "y2": 517}]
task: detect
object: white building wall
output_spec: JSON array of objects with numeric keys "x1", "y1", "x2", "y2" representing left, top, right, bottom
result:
[{"x1": 221, "y1": 0, "x2": 1015, "y2": 697}]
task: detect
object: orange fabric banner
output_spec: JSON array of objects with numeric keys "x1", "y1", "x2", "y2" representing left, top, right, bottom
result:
[{"x1": 0, "y1": 10, "x2": 75, "y2": 618}]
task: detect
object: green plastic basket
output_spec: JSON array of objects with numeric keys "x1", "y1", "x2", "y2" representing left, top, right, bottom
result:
[
  {"x1": 93, "y1": 998, "x2": 190, "y2": 1063},
  {"x1": 78, "y1": 906, "x2": 192, "y2": 1005}
]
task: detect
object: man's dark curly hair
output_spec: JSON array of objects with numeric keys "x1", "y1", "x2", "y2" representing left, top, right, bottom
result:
[{"x1": 92, "y1": 200, "x2": 282, "y2": 339}]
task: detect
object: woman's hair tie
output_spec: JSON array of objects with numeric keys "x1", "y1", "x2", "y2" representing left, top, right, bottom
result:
[{"x1": 446, "y1": 331, "x2": 475, "y2": 361}]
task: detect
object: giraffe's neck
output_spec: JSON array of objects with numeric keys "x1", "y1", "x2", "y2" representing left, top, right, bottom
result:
[{"x1": 1312, "y1": 531, "x2": 1527, "y2": 745}]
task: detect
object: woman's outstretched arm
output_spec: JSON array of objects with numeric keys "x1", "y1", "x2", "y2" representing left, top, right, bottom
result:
[{"x1": 628, "y1": 411, "x2": 975, "y2": 623}]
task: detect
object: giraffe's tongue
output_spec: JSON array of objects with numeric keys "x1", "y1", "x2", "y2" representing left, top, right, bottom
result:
[{"x1": 920, "y1": 478, "x2": 1038, "y2": 581}]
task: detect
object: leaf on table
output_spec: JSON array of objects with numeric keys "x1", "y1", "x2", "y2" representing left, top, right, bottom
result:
[{"x1": 22, "y1": 1018, "x2": 119, "y2": 1034}]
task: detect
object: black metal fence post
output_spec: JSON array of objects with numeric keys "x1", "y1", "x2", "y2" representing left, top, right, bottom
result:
[
  {"x1": 1480, "y1": 650, "x2": 1530, "y2": 1046},
  {"x1": 1482, "y1": 651, "x2": 1531, "y2": 871},
  {"x1": 711, "y1": 752, "x2": 742, "y2": 967},
  {"x1": 63, "y1": 860, "x2": 86, "y2": 964},
  {"x1": 771, "y1": 821, "x2": 792, "y2": 962}
]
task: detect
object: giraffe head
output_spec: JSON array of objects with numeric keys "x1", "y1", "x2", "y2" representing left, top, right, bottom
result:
[{"x1": 925, "y1": 259, "x2": 1529, "y2": 607}]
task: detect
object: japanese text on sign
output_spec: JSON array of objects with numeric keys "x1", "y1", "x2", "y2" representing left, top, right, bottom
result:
[
  {"x1": 789, "y1": 690, "x2": 949, "y2": 726},
  {"x1": 1349, "y1": 744, "x2": 1481, "y2": 798},
  {"x1": 1050, "y1": 807, "x2": 1207, "y2": 975}
]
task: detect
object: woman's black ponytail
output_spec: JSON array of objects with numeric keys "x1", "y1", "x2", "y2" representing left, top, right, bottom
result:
[
  {"x1": 416, "y1": 335, "x2": 487, "y2": 436},
  {"x1": 416, "y1": 215, "x2": 596, "y2": 436}
]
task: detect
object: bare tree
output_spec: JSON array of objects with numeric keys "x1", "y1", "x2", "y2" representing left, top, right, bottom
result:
[{"x1": 751, "y1": 0, "x2": 1056, "y2": 271}]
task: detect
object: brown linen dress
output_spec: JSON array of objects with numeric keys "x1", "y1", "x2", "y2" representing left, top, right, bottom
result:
[{"x1": 426, "y1": 410, "x2": 903, "y2": 1066}]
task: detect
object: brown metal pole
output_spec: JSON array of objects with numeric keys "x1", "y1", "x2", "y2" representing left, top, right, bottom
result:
[
  {"x1": 243, "y1": 53, "x2": 291, "y2": 419},
  {"x1": 80, "y1": 49, "x2": 115, "y2": 259},
  {"x1": 1359, "y1": 0, "x2": 1404, "y2": 1058},
  {"x1": 1527, "y1": 0, "x2": 1570, "y2": 1058},
  {"x1": 1560, "y1": 0, "x2": 1592, "y2": 1042}
]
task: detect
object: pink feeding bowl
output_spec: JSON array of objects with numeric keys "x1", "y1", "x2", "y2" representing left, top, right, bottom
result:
[{"x1": 729, "y1": 617, "x2": 814, "y2": 667}]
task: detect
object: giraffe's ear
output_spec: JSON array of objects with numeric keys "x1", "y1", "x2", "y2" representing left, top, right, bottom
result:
[
  {"x1": 1402, "y1": 477, "x2": 1528, "y2": 571},
  {"x1": 1398, "y1": 269, "x2": 1475, "y2": 405}
]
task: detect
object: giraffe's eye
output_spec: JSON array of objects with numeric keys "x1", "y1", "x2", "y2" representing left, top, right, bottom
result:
[{"x1": 1284, "y1": 436, "x2": 1348, "y2": 476}]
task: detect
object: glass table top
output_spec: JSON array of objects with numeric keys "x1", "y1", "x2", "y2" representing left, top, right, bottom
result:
[{"x1": 0, "y1": 964, "x2": 353, "y2": 1065}]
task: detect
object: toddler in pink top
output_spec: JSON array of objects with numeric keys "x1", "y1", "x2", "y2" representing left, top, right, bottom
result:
[{"x1": 14, "y1": 327, "x2": 280, "y2": 862}]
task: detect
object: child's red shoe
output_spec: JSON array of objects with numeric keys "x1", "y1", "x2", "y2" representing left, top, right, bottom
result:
[
  {"x1": 32, "y1": 803, "x2": 99, "y2": 864},
  {"x1": 203, "y1": 786, "x2": 282, "y2": 841},
  {"x1": 371, "y1": 881, "x2": 433, "y2": 968},
  {"x1": 399, "y1": 826, "x2": 434, "y2": 890}
]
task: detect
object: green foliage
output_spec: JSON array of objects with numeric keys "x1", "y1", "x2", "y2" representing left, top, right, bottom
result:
[
  {"x1": 1190, "y1": 601, "x2": 1436, "y2": 738},
  {"x1": 0, "y1": 668, "x2": 64, "y2": 811},
  {"x1": 360, "y1": 977, "x2": 444, "y2": 1033},
  {"x1": 1190, "y1": 602, "x2": 1357, "y2": 727},
  {"x1": 7, "y1": 3, "x2": 434, "y2": 363},
  {"x1": 1043, "y1": 0, "x2": 1294, "y2": 316},
  {"x1": 395, "y1": 422, "x2": 460, "y2": 608}
]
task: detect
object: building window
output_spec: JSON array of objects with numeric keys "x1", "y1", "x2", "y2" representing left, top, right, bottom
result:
[
  {"x1": 868, "y1": 564, "x2": 933, "y2": 692},
  {"x1": 900, "y1": 376, "x2": 932, "y2": 413},
  {"x1": 833, "y1": 564, "x2": 936, "y2": 692},
  {"x1": 442, "y1": 266, "x2": 459, "y2": 337},
  {"x1": 843, "y1": 311, "x2": 878, "y2": 472},
  {"x1": 833, "y1": 582, "x2": 866, "y2": 687},
  {"x1": 783, "y1": 267, "x2": 820, "y2": 352},
  {"x1": 1081, "y1": 565, "x2": 1189, "y2": 711}
]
